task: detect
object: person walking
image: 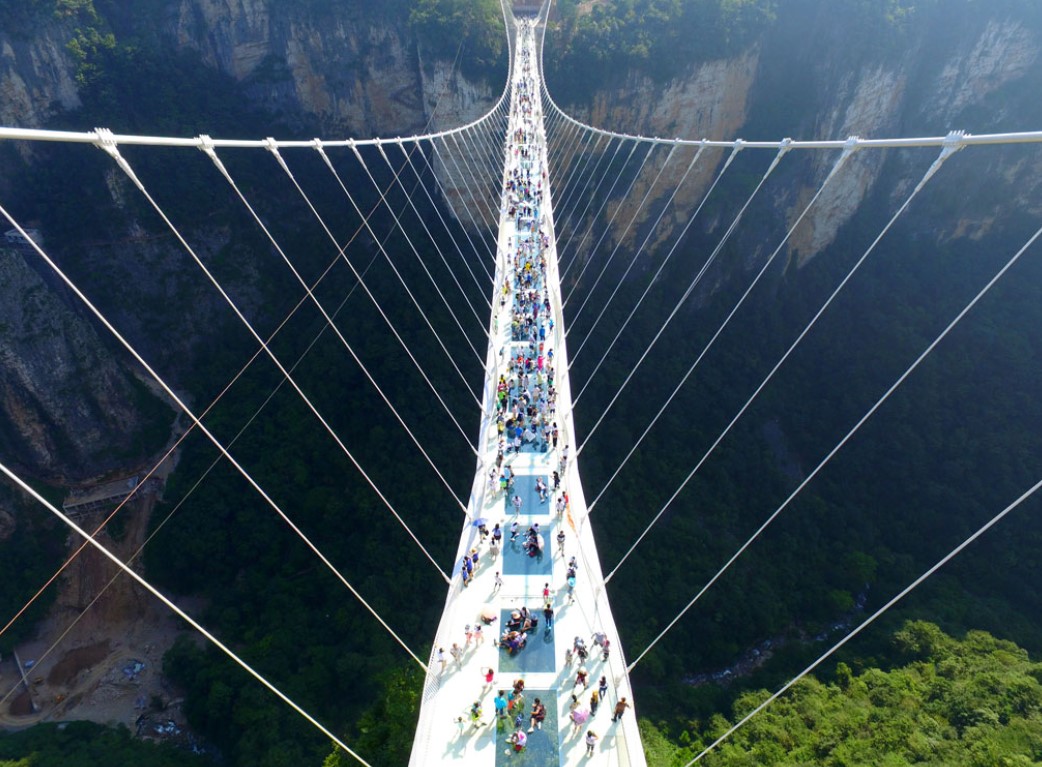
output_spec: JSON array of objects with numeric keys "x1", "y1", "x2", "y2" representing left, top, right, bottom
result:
[
  {"x1": 543, "y1": 602, "x2": 554, "y2": 628},
  {"x1": 590, "y1": 688, "x2": 600, "y2": 716},
  {"x1": 494, "y1": 571, "x2": 503, "y2": 592},
  {"x1": 450, "y1": 643, "x2": 464, "y2": 669},
  {"x1": 437, "y1": 648, "x2": 447, "y2": 675},
  {"x1": 512, "y1": 494, "x2": 523, "y2": 516},
  {"x1": 574, "y1": 666, "x2": 589, "y2": 689},
  {"x1": 598, "y1": 675, "x2": 608, "y2": 701},
  {"x1": 474, "y1": 625, "x2": 485, "y2": 646},
  {"x1": 556, "y1": 528, "x2": 566, "y2": 556},
  {"x1": 612, "y1": 697, "x2": 631, "y2": 722},
  {"x1": 585, "y1": 730, "x2": 599, "y2": 756}
]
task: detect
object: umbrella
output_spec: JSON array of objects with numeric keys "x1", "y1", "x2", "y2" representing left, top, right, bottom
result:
[
  {"x1": 480, "y1": 605, "x2": 498, "y2": 623},
  {"x1": 571, "y1": 708, "x2": 590, "y2": 724},
  {"x1": 472, "y1": 517, "x2": 488, "y2": 528}
]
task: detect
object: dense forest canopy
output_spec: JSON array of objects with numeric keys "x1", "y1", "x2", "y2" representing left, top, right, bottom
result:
[{"x1": 643, "y1": 622, "x2": 1042, "y2": 765}]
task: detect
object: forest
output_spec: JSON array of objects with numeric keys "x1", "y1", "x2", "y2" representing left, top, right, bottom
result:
[{"x1": 0, "y1": 0, "x2": 1041, "y2": 765}]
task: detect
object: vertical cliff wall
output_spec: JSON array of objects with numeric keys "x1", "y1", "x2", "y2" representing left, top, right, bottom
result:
[{"x1": 546, "y1": 1, "x2": 1042, "y2": 270}]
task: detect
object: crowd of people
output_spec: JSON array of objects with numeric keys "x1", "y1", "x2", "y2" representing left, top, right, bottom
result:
[{"x1": 439, "y1": 19, "x2": 634, "y2": 761}]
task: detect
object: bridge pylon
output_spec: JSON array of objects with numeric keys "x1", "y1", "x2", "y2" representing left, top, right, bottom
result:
[{"x1": 409, "y1": 16, "x2": 647, "y2": 767}]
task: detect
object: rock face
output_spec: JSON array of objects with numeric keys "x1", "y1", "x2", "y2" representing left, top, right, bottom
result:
[
  {"x1": 1, "y1": 1, "x2": 1040, "y2": 482},
  {"x1": 0, "y1": 1, "x2": 502, "y2": 483},
  {"x1": 0, "y1": 20, "x2": 81, "y2": 134},
  {"x1": 0, "y1": 246, "x2": 164, "y2": 482},
  {"x1": 549, "y1": 5, "x2": 1042, "y2": 270},
  {"x1": 165, "y1": 0, "x2": 497, "y2": 136}
]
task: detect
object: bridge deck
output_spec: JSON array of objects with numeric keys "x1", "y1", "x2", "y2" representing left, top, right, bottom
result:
[{"x1": 409, "y1": 18, "x2": 646, "y2": 767}]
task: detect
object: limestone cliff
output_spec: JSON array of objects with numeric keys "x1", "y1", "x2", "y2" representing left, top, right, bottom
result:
[
  {"x1": 0, "y1": 1, "x2": 500, "y2": 483},
  {"x1": 548, "y1": 4, "x2": 1042, "y2": 272},
  {"x1": 168, "y1": 0, "x2": 498, "y2": 136},
  {"x1": 0, "y1": 245, "x2": 170, "y2": 482},
  {"x1": 0, "y1": 19, "x2": 81, "y2": 143}
]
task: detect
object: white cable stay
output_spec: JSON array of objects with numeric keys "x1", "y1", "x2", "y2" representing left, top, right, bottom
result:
[
  {"x1": 413, "y1": 138, "x2": 497, "y2": 281},
  {"x1": 342, "y1": 141, "x2": 488, "y2": 369},
  {"x1": 200, "y1": 140, "x2": 470, "y2": 512},
  {"x1": 432, "y1": 138, "x2": 499, "y2": 260},
  {"x1": 554, "y1": 131, "x2": 608, "y2": 245},
  {"x1": 555, "y1": 136, "x2": 625, "y2": 262},
  {"x1": 567, "y1": 142, "x2": 705, "y2": 369},
  {"x1": 0, "y1": 134, "x2": 460, "y2": 652},
  {"x1": 0, "y1": 459, "x2": 378, "y2": 767},
  {"x1": 424, "y1": 135, "x2": 498, "y2": 267},
  {"x1": 451, "y1": 130, "x2": 500, "y2": 229},
  {"x1": 0, "y1": 199, "x2": 436, "y2": 668},
  {"x1": 605, "y1": 138, "x2": 963, "y2": 582},
  {"x1": 551, "y1": 130, "x2": 612, "y2": 261},
  {"x1": 0, "y1": 263, "x2": 387, "y2": 708},
  {"x1": 586, "y1": 144, "x2": 858, "y2": 507},
  {"x1": 314, "y1": 142, "x2": 485, "y2": 414},
  {"x1": 374, "y1": 141, "x2": 492, "y2": 335},
  {"x1": 567, "y1": 142, "x2": 681, "y2": 336},
  {"x1": 626, "y1": 191, "x2": 1042, "y2": 672},
  {"x1": 563, "y1": 141, "x2": 657, "y2": 302},
  {"x1": 684, "y1": 472, "x2": 1042, "y2": 764},
  {"x1": 394, "y1": 140, "x2": 494, "y2": 310},
  {"x1": 546, "y1": 127, "x2": 596, "y2": 223},
  {"x1": 100, "y1": 135, "x2": 466, "y2": 561},
  {"x1": 571, "y1": 141, "x2": 788, "y2": 405},
  {"x1": 448, "y1": 131, "x2": 502, "y2": 233}
]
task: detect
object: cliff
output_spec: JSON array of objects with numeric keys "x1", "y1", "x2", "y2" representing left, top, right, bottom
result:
[
  {"x1": 0, "y1": 0, "x2": 500, "y2": 484},
  {"x1": 546, "y1": 1, "x2": 1042, "y2": 270},
  {"x1": 0, "y1": 245, "x2": 170, "y2": 482}
]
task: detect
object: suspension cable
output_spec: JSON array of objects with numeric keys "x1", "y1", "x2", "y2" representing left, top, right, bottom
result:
[
  {"x1": 558, "y1": 132, "x2": 612, "y2": 249},
  {"x1": 1, "y1": 193, "x2": 438, "y2": 668},
  {"x1": 627, "y1": 154, "x2": 1036, "y2": 670},
  {"x1": 414, "y1": 138, "x2": 496, "y2": 279},
  {"x1": 586, "y1": 143, "x2": 859, "y2": 506},
  {"x1": 559, "y1": 137, "x2": 633, "y2": 278},
  {"x1": 557, "y1": 137, "x2": 625, "y2": 262},
  {"x1": 572, "y1": 141, "x2": 786, "y2": 406},
  {"x1": 201, "y1": 140, "x2": 469, "y2": 512},
  {"x1": 606, "y1": 139, "x2": 964, "y2": 582},
  {"x1": 0, "y1": 459, "x2": 380, "y2": 767},
  {"x1": 340, "y1": 142, "x2": 487, "y2": 367},
  {"x1": 563, "y1": 140, "x2": 657, "y2": 303},
  {"x1": 0, "y1": 129, "x2": 447, "y2": 646},
  {"x1": 314, "y1": 142, "x2": 484, "y2": 413},
  {"x1": 373, "y1": 142, "x2": 491, "y2": 336},
  {"x1": 569, "y1": 141, "x2": 703, "y2": 372},
  {"x1": 396, "y1": 139, "x2": 493, "y2": 305},
  {"x1": 431, "y1": 138, "x2": 498, "y2": 261}
]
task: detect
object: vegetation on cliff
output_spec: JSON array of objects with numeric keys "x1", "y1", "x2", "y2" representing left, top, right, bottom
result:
[{"x1": 643, "y1": 623, "x2": 1042, "y2": 766}]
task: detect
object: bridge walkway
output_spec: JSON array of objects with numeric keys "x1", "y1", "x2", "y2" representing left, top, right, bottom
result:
[{"x1": 408, "y1": 17, "x2": 647, "y2": 767}]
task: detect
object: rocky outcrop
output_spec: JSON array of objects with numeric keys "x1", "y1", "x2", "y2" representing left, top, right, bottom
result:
[
  {"x1": 0, "y1": 245, "x2": 170, "y2": 482},
  {"x1": 0, "y1": 21, "x2": 81, "y2": 144},
  {"x1": 551, "y1": 6, "x2": 1042, "y2": 271},
  {"x1": 167, "y1": 0, "x2": 497, "y2": 137}
]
